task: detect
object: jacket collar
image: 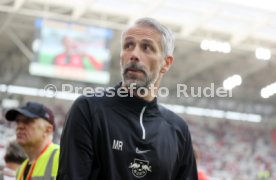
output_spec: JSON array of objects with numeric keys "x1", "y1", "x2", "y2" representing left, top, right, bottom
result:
[{"x1": 113, "y1": 83, "x2": 160, "y2": 114}]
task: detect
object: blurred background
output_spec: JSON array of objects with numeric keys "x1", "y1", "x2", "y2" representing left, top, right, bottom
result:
[{"x1": 0, "y1": 0, "x2": 275, "y2": 179}]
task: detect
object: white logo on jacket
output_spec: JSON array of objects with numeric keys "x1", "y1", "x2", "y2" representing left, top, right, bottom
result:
[
  {"x1": 135, "y1": 147, "x2": 150, "y2": 154},
  {"x1": 129, "y1": 158, "x2": 152, "y2": 178}
]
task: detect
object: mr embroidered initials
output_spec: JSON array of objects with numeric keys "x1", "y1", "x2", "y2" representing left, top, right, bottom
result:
[{"x1": 112, "y1": 139, "x2": 123, "y2": 151}]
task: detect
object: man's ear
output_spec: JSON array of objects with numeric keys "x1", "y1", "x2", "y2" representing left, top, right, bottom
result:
[
  {"x1": 45, "y1": 123, "x2": 54, "y2": 134},
  {"x1": 160, "y1": 55, "x2": 173, "y2": 73}
]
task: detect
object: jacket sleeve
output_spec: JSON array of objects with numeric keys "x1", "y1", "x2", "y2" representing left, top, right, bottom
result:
[
  {"x1": 57, "y1": 96, "x2": 97, "y2": 180},
  {"x1": 176, "y1": 126, "x2": 198, "y2": 180}
]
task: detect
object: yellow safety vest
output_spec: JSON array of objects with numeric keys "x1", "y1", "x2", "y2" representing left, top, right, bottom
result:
[{"x1": 16, "y1": 143, "x2": 60, "y2": 180}]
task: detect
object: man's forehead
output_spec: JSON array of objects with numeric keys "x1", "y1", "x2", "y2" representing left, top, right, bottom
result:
[
  {"x1": 123, "y1": 25, "x2": 161, "y2": 41},
  {"x1": 124, "y1": 36, "x2": 155, "y2": 44}
]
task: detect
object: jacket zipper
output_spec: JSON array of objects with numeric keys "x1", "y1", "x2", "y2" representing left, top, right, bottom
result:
[{"x1": 139, "y1": 106, "x2": 147, "y2": 140}]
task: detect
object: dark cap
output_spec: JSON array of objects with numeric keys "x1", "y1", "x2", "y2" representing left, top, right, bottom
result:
[{"x1": 5, "y1": 101, "x2": 55, "y2": 130}]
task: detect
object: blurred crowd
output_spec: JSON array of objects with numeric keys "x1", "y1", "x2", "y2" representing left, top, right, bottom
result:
[
  {"x1": 1, "y1": 105, "x2": 275, "y2": 180},
  {"x1": 187, "y1": 117, "x2": 276, "y2": 180}
]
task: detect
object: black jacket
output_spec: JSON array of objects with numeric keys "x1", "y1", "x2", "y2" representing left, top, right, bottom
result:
[{"x1": 57, "y1": 85, "x2": 198, "y2": 180}]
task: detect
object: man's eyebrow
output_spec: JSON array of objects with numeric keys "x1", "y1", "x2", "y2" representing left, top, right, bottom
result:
[
  {"x1": 124, "y1": 37, "x2": 154, "y2": 43},
  {"x1": 141, "y1": 39, "x2": 154, "y2": 45},
  {"x1": 124, "y1": 37, "x2": 135, "y2": 41}
]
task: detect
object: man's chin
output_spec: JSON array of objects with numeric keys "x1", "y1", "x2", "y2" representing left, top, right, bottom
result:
[
  {"x1": 16, "y1": 139, "x2": 26, "y2": 146},
  {"x1": 124, "y1": 80, "x2": 146, "y2": 88}
]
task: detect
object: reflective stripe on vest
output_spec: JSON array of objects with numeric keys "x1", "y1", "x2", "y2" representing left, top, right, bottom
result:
[{"x1": 30, "y1": 149, "x2": 57, "y2": 180}]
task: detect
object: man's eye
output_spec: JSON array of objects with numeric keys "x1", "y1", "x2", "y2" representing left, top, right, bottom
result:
[
  {"x1": 143, "y1": 44, "x2": 152, "y2": 51},
  {"x1": 124, "y1": 42, "x2": 134, "y2": 49}
]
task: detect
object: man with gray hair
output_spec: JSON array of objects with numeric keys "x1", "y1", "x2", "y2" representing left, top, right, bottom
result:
[
  {"x1": 58, "y1": 17, "x2": 198, "y2": 180},
  {"x1": 5, "y1": 102, "x2": 59, "y2": 180}
]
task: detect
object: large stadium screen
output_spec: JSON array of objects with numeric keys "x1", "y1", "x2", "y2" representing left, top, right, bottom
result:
[{"x1": 29, "y1": 18, "x2": 113, "y2": 84}]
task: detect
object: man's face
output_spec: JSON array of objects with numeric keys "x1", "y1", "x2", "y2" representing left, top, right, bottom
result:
[
  {"x1": 120, "y1": 25, "x2": 164, "y2": 89},
  {"x1": 15, "y1": 115, "x2": 49, "y2": 147}
]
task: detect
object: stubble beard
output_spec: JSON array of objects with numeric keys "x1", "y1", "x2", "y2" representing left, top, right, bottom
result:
[{"x1": 121, "y1": 62, "x2": 158, "y2": 90}]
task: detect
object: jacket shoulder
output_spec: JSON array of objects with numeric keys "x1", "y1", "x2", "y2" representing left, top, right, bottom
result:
[
  {"x1": 158, "y1": 104, "x2": 189, "y2": 133},
  {"x1": 74, "y1": 90, "x2": 116, "y2": 108}
]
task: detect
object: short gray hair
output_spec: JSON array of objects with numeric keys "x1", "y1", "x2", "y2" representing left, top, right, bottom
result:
[{"x1": 121, "y1": 17, "x2": 175, "y2": 57}]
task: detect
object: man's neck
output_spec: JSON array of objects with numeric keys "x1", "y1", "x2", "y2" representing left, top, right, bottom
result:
[
  {"x1": 24, "y1": 139, "x2": 51, "y2": 164},
  {"x1": 138, "y1": 92, "x2": 155, "y2": 102},
  {"x1": 122, "y1": 84, "x2": 159, "y2": 102}
]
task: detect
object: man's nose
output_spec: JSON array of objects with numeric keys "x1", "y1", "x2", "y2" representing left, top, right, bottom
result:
[
  {"x1": 130, "y1": 46, "x2": 141, "y2": 62},
  {"x1": 16, "y1": 121, "x2": 25, "y2": 128}
]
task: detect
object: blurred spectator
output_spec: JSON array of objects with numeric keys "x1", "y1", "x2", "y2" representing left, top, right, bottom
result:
[
  {"x1": 5, "y1": 102, "x2": 59, "y2": 180},
  {"x1": 0, "y1": 140, "x2": 26, "y2": 180},
  {"x1": 193, "y1": 144, "x2": 209, "y2": 180}
]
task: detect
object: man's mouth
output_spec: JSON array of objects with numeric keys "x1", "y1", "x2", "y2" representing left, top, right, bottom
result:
[
  {"x1": 16, "y1": 132, "x2": 25, "y2": 138},
  {"x1": 126, "y1": 68, "x2": 140, "y2": 72},
  {"x1": 125, "y1": 67, "x2": 145, "y2": 75}
]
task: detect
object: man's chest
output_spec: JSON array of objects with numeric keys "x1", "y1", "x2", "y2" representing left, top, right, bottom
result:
[{"x1": 93, "y1": 111, "x2": 181, "y2": 179}]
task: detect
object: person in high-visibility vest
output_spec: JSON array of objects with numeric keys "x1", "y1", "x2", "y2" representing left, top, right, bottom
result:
[{"x1": 5, "y1": 101, "x2": 60, "y2": 180}]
